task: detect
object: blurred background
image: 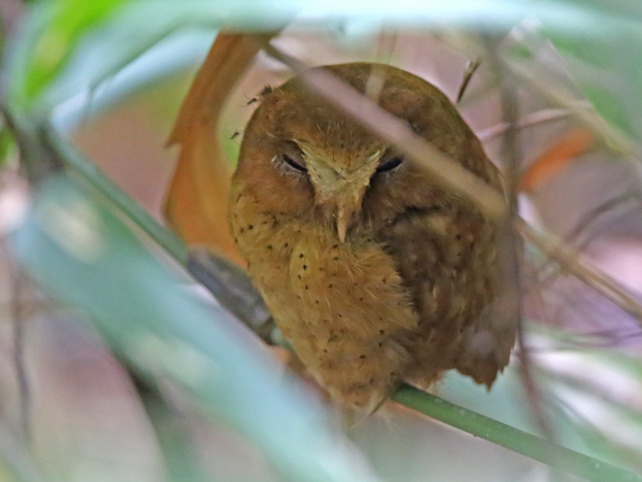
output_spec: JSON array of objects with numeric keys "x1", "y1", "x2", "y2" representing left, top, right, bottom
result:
[{"x1": 1, "y1": 1, "x2": 642, "y2": 481}]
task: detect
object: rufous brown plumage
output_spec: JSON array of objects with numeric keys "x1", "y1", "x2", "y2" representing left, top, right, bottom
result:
[{"x1": 229, "y1": 62, "x2": 516, "y2": 412}]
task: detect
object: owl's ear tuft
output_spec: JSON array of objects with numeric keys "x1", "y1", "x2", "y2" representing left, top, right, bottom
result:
[
  {"x1": 246, "y1": 85, "x2": 274, "y2": 106},
  {"x1": 259, "y1": 84, "x2": 274, "y2": 97}
]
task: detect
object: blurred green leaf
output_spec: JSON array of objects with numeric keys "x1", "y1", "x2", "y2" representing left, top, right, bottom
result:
[
  {"x1": 0, "y1": 127, "x2": 15, "y2": 166},
  {"x1": 131, "y1": 375, "x2": 213, "y2": 482},
  {"x1": 5, "y1": 0, "x2": 642, "y2": 149},
  {"x1": 10, "y1": 174, "x2": 379, "y2": 482},
  {"x1": 8, "y1": 2, "x2": 235, "y2": 114},
  {"x1": 22, "y1": 0, "x2": 128, "y2": 100},
  {"x1": 5, "y1": 1, "x2": 642, "y2": 479},
  {"x1": 7, "y1": 2, "x2": 223, "y2": 124},
  {"x1": 49, "y1": 29, "x2": 216, "y2": 132}
]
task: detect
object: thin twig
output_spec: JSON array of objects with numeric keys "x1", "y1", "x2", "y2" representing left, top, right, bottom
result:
[
  {"x1": 456, "y1": 58, "x2": 481, "y2": 103},
  {"x1": 531, "y1": 194, "x2": 641, "y2": 289},
  {"x1": 187, "y1": 248, "x2": 274, "y2": 342},
  {"x1": 507, "y1": 60, "x2": 640, "y2": 159},
  {"x1": 478, "y1": 104, "x2": 590, "y2": 141},
  {"x1": 567, "y1": 194, "x2": 641, "y2": 248},
  {"x1": 486, "y1": 35, "x2": 556, "y2": 449},
  {"x1": 519, "y1": 220, "x2": 642, "y2": 322},
  {"x1": 10, "y1": 261, "x2": 30, "y2": 444}
]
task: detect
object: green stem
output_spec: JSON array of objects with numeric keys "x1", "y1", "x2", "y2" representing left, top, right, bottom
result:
[{"x1": 393, "y1": 385, "x2": 642, "y2": 482}]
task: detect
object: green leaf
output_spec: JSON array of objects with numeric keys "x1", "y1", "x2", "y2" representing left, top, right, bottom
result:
[
  {"x1": 10, "y1": 174, "x2": 379, "y2": 482},
  {"x1": 0, "y1": 127, "x2": 15, "y2": 167},
  {"x1": 7, "y1": 2, "x2": 221, "y2": 119},
  {"x1": 7, "y1": 0, "x2": 642, "y2": 141},
  {"x1": 21, "y1": 0, "x2": 128, "y2": 100}
]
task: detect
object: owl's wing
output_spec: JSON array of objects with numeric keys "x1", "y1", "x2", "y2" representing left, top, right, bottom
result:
[{"x1": 378, "y1": 205, "x2": 516, "y2": 388}]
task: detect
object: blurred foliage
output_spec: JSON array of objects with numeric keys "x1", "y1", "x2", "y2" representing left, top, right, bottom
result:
[
  {"x1": 23, "y1": 0, "x2": 128, "y2": 99},
  {"x1": 10, "y1": 172, "x2": 377, "y2": 481},
  {"x1": 2, "y1": 0, "x2": 642, "y2": 481},
  {"x1": 0, "y1": 127, "x2": 15, "y2": 166}
]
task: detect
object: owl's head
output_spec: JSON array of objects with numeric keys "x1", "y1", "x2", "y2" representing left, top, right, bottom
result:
[{"x1": 235, "y1": 62, "x2": 488, "y2": 241}]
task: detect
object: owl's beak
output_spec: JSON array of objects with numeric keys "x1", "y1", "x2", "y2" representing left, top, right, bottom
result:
[
  {"x1": 336, "y1": 205, "x2": 351, "y2": 243},
  {"x1": 308, "y1": 154, "x2": 379, "y2": 243},
  {"x1": 334, "y1": 187, "x2": 364, "y2": 243}
]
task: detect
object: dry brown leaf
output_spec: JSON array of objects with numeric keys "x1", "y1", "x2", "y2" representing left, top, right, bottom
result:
[{"x1": 165, "y1": 32, "x2": 277, "y2": 265}]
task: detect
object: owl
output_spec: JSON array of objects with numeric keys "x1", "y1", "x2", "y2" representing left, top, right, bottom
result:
[{"x1": 229, "y1": 62, "x2": 515, "y2": 412}]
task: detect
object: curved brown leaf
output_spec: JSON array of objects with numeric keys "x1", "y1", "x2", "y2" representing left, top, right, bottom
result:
[{"x1": 166, "y1": 32, "x2": 277, "y2": 265}]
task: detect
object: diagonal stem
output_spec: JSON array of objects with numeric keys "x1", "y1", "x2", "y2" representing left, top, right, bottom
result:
[{"x1": 393, "y1": 385, "x2": 641, "y2": 482}]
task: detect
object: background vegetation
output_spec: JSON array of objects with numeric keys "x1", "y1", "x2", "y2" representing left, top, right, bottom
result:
[{"x1": 1, "y1": 1, "x2": 642, "y2": 481}]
